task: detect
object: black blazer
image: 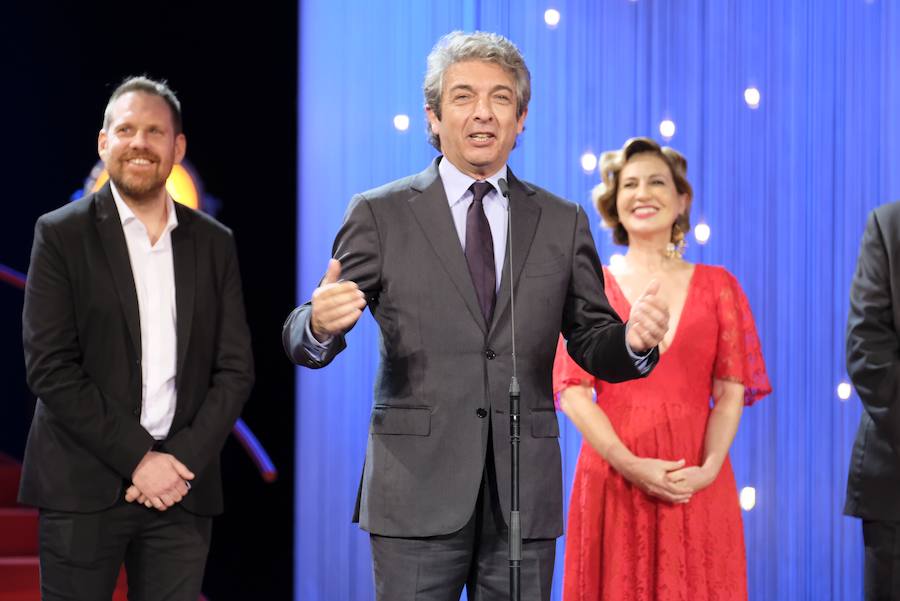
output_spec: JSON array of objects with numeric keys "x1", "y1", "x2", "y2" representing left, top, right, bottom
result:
[
  {"x1": 284, "y1": 159, "x2": 657, "y2": 538},
  {"x1": 846, "y1": 200, "x2": 900, "y2": 520},
  {"x1": 19, "y1": 183, "x2": 254, "y2": 516}
]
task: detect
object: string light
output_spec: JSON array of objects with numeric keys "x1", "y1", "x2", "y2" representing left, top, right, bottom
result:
[
  {"x1": 580, "y1": 152, "x2": 598, "y2": 173},
  {"x1": 744, "y1": 87, "x2": 761, "y2": 109},
  {"x1": 393, "y1": 114, "x2": 410, "y2": 131},
  {"x1": 740, "y1": 487, "x2": 756, "y2": 511},
  {"x1": 694, "y1": 223, "x2": 711, "y2": 244},
  {"x1": 837, "y1": 381, "x2": 852, "y2": 401},
  {"x1": 659, "y1": 119, "x2": 676, "y2": 140},
  {"x1": 544, "y1": 9, "x2": 561, "y2": 28}
]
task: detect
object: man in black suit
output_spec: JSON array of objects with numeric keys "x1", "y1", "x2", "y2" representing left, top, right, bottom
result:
[
  {"x1": 846, "y1": 201, "x2": 900, "y2": 600},
  {"x1": 283, "y1": 31, "x2": 670, "y2": 601},
  {"x1": 19, "y1": 76, "x2": 254, "y2": 600}
]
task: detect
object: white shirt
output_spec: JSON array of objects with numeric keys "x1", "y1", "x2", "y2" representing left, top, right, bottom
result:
[{"x1": 111, "y1": 182, "x2": 179, "y2": 440}]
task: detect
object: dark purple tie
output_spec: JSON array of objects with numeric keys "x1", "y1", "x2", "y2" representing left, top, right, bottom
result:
[{"x1": 465, "y1": 181, "x2": 496, "y2": 323}]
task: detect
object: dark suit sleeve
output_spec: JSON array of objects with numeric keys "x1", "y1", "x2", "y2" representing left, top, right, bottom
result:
[
  {"x1": 23, "y1": 217, "x2": 155, "y2": 478},
  {"x1": 164, "y1": 234, "x2": 255, "y2": 473},
  {"x1": 283, "y1": 193, "x2": 381, "y2": 368},
  {"x1": 561, "y1": 205, "x2": 659, "y2": 382},
  {"x1": 847, "y1": 209, "x2": 900, "y2": 456}
]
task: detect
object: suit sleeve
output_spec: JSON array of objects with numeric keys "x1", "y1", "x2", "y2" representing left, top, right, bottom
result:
[
  {"x1": 560, "y1": 205, "x2": 659, "y2": 382},
  {"x1": 847, "y1": 209, "x2": 900, "y2": 456},
  {"x1": 283, "y1": 193, "x2": 382, "y2": 368},
  {"x1": 23, "y1": 216, "x2": 155, "y2": 478},
  {"x1": 163, "y1": 233, "x2": 255, "y2": 473}
]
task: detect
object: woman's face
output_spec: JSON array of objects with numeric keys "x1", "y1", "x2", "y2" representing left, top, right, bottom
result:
[{"x1": 615, "y1": 153, "x2": 687, "y2": 241}]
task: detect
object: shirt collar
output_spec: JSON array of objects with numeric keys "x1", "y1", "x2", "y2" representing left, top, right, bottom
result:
[
  {"x1": 110, "y1": 181, "x2": 179, "y2": 233},
  {"x1": 438, "y1": 157, "x2": 509, "y2": 210}
]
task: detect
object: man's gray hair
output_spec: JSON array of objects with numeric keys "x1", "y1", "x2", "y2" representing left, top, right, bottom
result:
[
  {"x1": 424, "y1": 31, "x2": 531, "y2": 151},
  {"x1": 102, "y1": 75, "x2": 182, "y2": 134}
]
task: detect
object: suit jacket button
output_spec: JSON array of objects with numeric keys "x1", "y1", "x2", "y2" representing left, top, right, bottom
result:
[
  {"x1": 476, "y1": 408, "x2": 488, "y2": 418},
  {"x1": 484, "y1": 349, "x2": 496, "y2": 360}
]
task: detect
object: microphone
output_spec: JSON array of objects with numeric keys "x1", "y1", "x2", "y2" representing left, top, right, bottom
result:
[{"x1": 498, "y1": 177, "x2": 521, "y2": 601}]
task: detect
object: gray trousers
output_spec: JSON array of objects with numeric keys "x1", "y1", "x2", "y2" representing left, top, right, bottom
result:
[{"x1": 370, "y1": 443, "x2": 556, "y2": 601}]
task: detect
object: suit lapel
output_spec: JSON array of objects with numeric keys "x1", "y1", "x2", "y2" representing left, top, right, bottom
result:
[
  {"x1": 171, "y1": 203, "x2": 195, "y2": 386},
  {"x1": 490, "y1": 169, "x2": 540, "y2": 335},
  {"x1": 408, "y1": 159, "x2": 488, "y2": 332},
  {"x1": 94, "y1": 184, "x2": 142, "y2": 358}
]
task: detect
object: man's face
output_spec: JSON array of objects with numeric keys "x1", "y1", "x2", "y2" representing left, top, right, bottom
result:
[
  {"x1": 98, "y1": 91, "x2": 185, "y2": 203},
  {"x1": 426, "y1": 60, "x2": 527, "y2": 179}
]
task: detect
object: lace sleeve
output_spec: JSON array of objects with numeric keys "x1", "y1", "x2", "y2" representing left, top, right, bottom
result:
[
  {"x1": 553, "y1": 334, "x2": 595, "y2": 397},
  {"x1": 713, "y1": 269, "x2": 772, "y2": 405}
]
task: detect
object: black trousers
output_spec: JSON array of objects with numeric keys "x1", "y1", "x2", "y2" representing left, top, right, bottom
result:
[
  {"x1": 370, "y1": 434, "x2": 556, "y2": 601},
  {"x1": 863, "y1": 519, "x2": 900, "y2": 601},
  {"x1": 39, "y1": 499, "x2": 212, "y2": 601}
]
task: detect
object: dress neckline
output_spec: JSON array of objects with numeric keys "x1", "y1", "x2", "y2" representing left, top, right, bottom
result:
[{"x1": 604, "y1": 264, "x2": 700, "y2": 357}]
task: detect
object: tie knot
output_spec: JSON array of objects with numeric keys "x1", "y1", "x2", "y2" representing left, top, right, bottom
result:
[{"x1": 470, "y1": 181, "x2": 493, "y2": 204}]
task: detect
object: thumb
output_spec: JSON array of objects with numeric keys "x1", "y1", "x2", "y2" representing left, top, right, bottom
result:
[
  {"x1": 664, "y1": 458, "x2": 686, "y2": 471},
  {"x1": 643, "y1": 278, "x2": 660, "y2": 297},
  {"x1": 322, "y1": 258, "x2": 342, "y2": 285},
  {"x1": 170, "y1": 457, "x2": 195, "y2": 480}
]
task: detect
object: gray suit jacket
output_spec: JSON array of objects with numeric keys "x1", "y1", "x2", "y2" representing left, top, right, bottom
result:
[
  {"x1": 284, "y1": 159, "x2": 657, "y2": 538},
  {"x1": 846, "y1": 201, "x2": 900, "y2": 520}
]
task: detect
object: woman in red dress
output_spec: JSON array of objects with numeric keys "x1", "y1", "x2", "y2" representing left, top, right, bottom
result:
[{"x1": 554, "y1": 137, "x2": 771, "y2": 601}]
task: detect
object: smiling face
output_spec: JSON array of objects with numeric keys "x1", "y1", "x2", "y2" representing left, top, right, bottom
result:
[
  {"x1": 615, "y1": 152, "x2": 688, "y2": 241},
  {"x1": 98, "y1": 91, "x2": 186, "y2": 204},
  {"x1": 425, "y1": 60, "x2": 527, "y2": 179}
]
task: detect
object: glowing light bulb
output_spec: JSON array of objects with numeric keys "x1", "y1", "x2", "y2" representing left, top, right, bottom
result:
[
  {"x1": 544, "y1": 9, "x2": 561, "y2": 28},
  {"x1": 393, "y1": 114, "x2": 410, "y2": 131},
  {"x1": 580, "y1": 152, "x2": 598, "y2": 172},
  {"x1": 739, "y1": 487, "x2": 756, "y2": 511},
  {"x1": 837, "y1": 381, "x2": 852, "y2": 401},
  {"x1": 659, "y1": 119, "x2": 676, "y2": 140},
  {"x1": 744, "y1": 87, "x2": 761, "y2": 109},
  {"x1": 694, "y1": 223, "x2": 711, "y2": 244}
]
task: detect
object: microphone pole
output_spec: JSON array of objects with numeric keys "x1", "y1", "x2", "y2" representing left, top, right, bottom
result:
[{"x1": 498, "y1": 178, "x2": 520, "y2": 601}]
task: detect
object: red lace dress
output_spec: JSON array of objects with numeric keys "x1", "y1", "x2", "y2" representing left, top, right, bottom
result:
[{"x1": 553, "y1": 264, "x2": 771, "y2": 601}]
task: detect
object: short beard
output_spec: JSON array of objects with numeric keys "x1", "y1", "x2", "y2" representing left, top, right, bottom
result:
[{"x1": 110, "y1": 172, "x2": 167, "y2": 205}]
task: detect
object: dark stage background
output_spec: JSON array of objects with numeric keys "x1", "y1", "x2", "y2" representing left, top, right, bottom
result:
[{"x1": 0, "y1": 2, "x2": 296, "y2": 598}]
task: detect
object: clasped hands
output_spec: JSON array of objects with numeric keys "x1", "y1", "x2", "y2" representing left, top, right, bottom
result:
[
  {"x1": 125, "y1": 451, "x2": 195, "y2": 511},
  {"x1": 612, "y1": 449, "x2": 718, "y2": 504}
]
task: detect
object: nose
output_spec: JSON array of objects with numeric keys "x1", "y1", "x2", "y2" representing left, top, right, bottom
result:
[
  {"x1": 634, "y1": 180, "x2": 652, "y2": 199},
  {"x1": 472, "y1": 95, "x2": 494, "y2": 121},
  {"x1": 129, "y1": 129, "x2": 150, "y2": 148}
]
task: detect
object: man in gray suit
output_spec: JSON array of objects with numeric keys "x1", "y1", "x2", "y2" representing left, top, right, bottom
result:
[
  {"x1": 846, "y1": 201, "x2": 900, "y2": 600},
  {"x1": 284, "y1": 31, "x2": 670, "y2": 601}
]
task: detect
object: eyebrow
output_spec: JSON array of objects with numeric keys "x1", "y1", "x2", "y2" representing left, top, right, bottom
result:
[
  {"x1": 623, "y1": 172, "x2": 669, "y2": 179},
  {"x1": 448, "y1": 83, "x2": 515, "y2": 95}
]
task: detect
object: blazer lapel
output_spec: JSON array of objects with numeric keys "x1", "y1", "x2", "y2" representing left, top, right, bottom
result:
[
  {"x1": 171, "y1": 203, "x2": 195, "y2": 386},
  {"x1": 490, "y1": 169, "x2": 540, "y2": 335},
  {"x1": 93, "y1": 185, "x2": 142, "y2": 358},
  {"x1": 408, "y1": 159, "x2": 488, "y2": 332}
]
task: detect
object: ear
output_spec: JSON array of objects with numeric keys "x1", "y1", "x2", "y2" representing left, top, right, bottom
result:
[
  {"x1": 97, "y1": 130, "x2": 108, "y2": 162},
  {"x1": 516, "y1": 106, "x2": 528, "y2": 134},
  {"x1": 425, "y1": 104, "x2": 440, "y2": 140},
  {"x1": 677, "y1": 193, "x2": 688, "y2": 215},
  {"x1": 174, "y1": 133, "x2": 187, "y2": 164}
]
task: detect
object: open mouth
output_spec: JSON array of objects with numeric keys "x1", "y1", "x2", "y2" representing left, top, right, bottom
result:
[{"x1": 468, "y1": 132, "x2": 496, "y2": 144}]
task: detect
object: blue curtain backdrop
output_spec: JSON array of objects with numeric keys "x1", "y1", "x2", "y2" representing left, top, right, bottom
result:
[{"x1": 296, "y1": 1, "x2": 900, "y2": 599}]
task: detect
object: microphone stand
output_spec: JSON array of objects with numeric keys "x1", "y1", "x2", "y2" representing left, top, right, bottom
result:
[{"x1": 498, "y1": 178, "x2": 520, "y2": 601}]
